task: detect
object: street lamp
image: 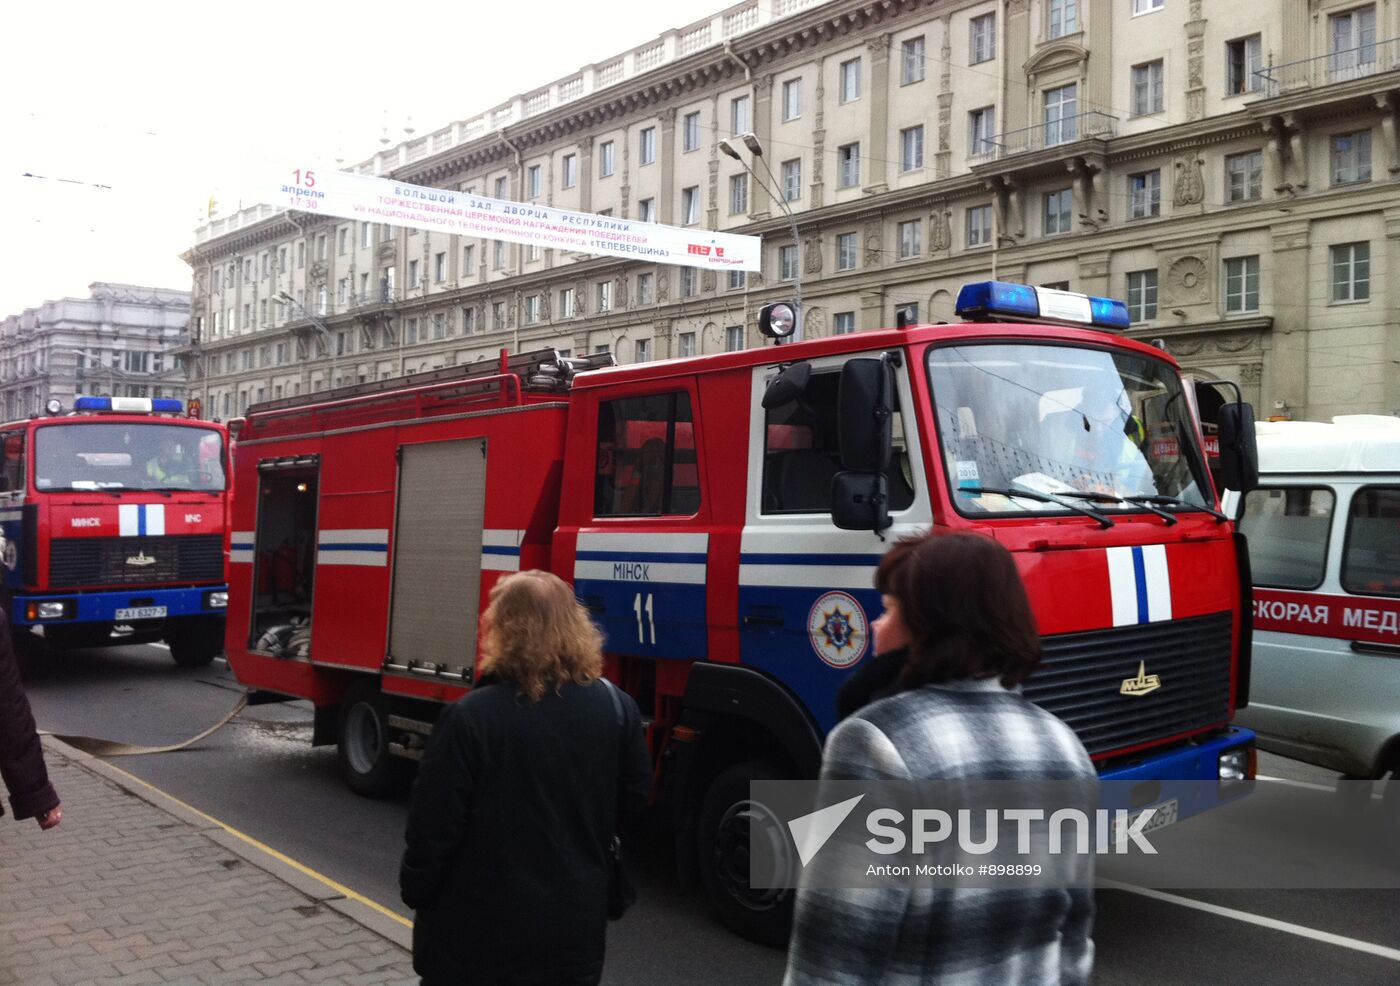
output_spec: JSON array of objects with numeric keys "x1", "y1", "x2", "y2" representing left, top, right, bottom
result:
[{"x1": 718, "y1": 132, "x2": 803, "y2": 341}]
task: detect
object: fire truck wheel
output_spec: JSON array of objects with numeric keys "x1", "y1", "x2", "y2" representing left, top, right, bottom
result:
[
  {"x1": 166, "y1": 618, "x2": 224, "y2": 667},
  {"x1": 696, "y1": 759, "x2": 796, "y2": 949},
  {"x1": 337, "y1": 681, "x2": 409, "y2": 798}
]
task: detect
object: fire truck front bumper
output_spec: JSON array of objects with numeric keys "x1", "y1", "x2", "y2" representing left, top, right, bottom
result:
[
  {"x1": 1098, "y1": 726, "x2": 1257, "y2": 826},
  {"x1": 12, "y1": 585, "x2": 229, "y2": 627}
]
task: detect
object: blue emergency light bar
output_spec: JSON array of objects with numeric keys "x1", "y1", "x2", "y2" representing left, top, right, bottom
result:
[
  {"x1": 954, "y1": 281, "x2": 1131, "y2": 331},
  {"x1": 73, "y1": 396, "x2": 185, "y2": 414}
]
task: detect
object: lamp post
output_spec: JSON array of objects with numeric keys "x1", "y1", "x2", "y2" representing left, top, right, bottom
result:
[
  {"x1": 277, "y1": 291, "x2": 339, "y2": 391},
  {"x1": 718, "y1": 131, "x2": 803, "y2": 341}
]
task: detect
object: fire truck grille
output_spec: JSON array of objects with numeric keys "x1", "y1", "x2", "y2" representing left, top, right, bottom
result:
[
  {"x1": 48, "y1": 536, "x2": 224, "y2": 587},
  {"x1": 1024, "y1": 611, "x2": 1234, "y2": 758}
]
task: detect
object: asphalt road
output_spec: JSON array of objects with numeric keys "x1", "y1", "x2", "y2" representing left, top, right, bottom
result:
[{"x1": 21, "y1": 642, "x2": 1400, "y2": 985}]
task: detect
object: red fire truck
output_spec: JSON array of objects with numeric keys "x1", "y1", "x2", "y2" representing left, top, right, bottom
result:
[
  {"x1": 2, "y1": 397, "x2": 230, "y2": 668},
  {"x1": 225, "y1": 281, "x2": 1258, "y2": 942}
]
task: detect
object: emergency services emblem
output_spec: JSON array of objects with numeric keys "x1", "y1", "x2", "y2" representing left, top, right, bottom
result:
[{"x1": 807, "y1": 591, "x2": 868, "y2": 668}]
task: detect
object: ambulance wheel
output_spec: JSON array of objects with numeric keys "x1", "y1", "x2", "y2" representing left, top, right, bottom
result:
[
  {"x1": 166, "y1": 617, "x2": 224, "y2": 668},
  {"x1": 697, "y1": 758, "x2": 796, "y2": 949},
  {"x1": 337, "y1": 680, "x2": 408, "y2": 798}
]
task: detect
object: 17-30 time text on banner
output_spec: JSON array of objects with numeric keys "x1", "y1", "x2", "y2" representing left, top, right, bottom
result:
[{"x1": 262, "y1": 167, "x2": 762, "y2": 272}]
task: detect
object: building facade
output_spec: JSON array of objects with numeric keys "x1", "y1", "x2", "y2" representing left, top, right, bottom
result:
[
  {"x1": 183, "y1": 0, "x2": 1400, "y2": 422},
  {"x1": 0, "y1": 283, "x2": 191, "y2": 421}
]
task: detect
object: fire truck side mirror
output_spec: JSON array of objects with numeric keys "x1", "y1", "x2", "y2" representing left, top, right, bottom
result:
[
  {"x1": 1217, "y1": 401, "x2": 1259, "y2": 494},
  {"x1": 831, "y1": 471, "x2": 890, "y2": 533},
  {"x1": 837, "y1": 358, "x2": 894, "y2": 473}
]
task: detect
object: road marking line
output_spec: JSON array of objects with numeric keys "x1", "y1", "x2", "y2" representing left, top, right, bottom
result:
[
  {"x1": 93, "y1": 758, "x2": 411, "y2": 928},
  {"x1": 1258, "y1": 774, "x2": 1383, "y2": 800},
  {"x1": 1100, "y1": 881, "x2": 1400, "y2": 961}
]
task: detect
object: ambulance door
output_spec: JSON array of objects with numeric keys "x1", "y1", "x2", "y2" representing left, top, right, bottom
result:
[
  {"x1": 386, "y1": 438, "x2": 485, "y2": 681},
  {"x1": 738, "y1": 350, "x2": 932, "y2": 735}
]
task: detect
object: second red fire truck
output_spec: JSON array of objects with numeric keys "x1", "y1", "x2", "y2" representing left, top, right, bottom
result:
[{"x1": 224, "y1": 281, "x2": 1258, "y2": 942}]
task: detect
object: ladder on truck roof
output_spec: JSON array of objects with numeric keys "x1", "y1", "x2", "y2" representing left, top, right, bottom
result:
[{"x1": 243, "y1": 348, "x2": 616, "y2": 419}]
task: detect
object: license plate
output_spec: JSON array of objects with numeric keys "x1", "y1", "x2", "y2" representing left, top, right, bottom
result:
[
  {"x1": 115, "y1": 606, "x2": 167, "y2": 620},
  {"x1": 1113, "y1": 798, "x2": 1179, "y2": 842}
]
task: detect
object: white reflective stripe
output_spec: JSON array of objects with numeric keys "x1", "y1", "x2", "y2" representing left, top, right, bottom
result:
[
  {"x1": 575, "y1": 559, "x2": 707, "y2": 585},
  {"x1": 0, "y1": 510, "x2": 21, "y2": 522},
  {"x1": 230, "y1": 530, "x2": 255, "y2": 549},
  {"x1": 316, "y1": 550, "x2": 388, "y2": 567},
  {"x1": 229, "y1": 550, "x2": 255, "y2": 564},
  {"x1": 482, "y1": 529, "x2": 523, "y2": 548},
  {"x1": 739, "y1": 529, "x2": 887, "y2": 556},
  {"x1": 1106, "y1": 547, "x2": 1140, "y2": 628},
  {"x1": 318, "y1": 528, "x2": 389, "y2": 544},
  {"x1": 482, "y1": 554, "x2": 521, "y2": 572},
  {"x1": 577, "y1": 531, "x2": 708, "y2": 553},
  {"x1": 739, "y1": 563, "x2": 877, "y2": 590},
  {"x1": 1141, "y1": 543, "x2": 1172, "y2": 623},
  {"x1": 145, "y1": 503, "x2": 165, "y2": 536},
  {"x1": 119, "y1": 504, "x2": 138, "y2": 536}
]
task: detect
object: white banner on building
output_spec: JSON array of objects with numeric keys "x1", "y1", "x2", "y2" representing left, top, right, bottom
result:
[{"x1": 260, "y1": 167, "x2": 762, "y2": 272}]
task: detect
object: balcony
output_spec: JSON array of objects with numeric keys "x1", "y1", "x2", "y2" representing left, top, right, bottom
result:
[
  {"x1": 969, "y1": 111, "x2": 1117, "y2": 163},
  {"x1": 350, "y1": 287, "x2": 398, "y2": 311},
  {"x1": 1255, "y1": 38, "x2": 1400, "y2": 98}
]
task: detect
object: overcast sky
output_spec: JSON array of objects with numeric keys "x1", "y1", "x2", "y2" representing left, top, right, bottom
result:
[{"x1": 0, "y1": 0, "x2": 725, "y2": 316}]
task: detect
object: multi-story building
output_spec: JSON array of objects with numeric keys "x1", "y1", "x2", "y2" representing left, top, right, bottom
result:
[
  {"x1": 182, "y1": 0, "x2": 1400, "y2": 422},
  {"x1": 0, "y1": 283, "x2": 191, "y2": 421}
]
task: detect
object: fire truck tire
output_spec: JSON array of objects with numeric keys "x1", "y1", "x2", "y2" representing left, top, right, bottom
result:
[
  {"x1": 166, "y1": 618, "x2": 224, "y2": 667},
  {"x1": 337, "y1": 681, "x2": 409, "y2": 798},
  {"x1": 696, "y1": 758, "x2": 796, "y2": 949}
]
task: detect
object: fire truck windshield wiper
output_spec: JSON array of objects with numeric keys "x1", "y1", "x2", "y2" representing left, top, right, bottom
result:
[
  {"x1": 1059, "y1": 491, "x2": 1178, "y2": 525},
  {"x1": 1124, "y1": 494, "x2": 1229, "y2": 523},
  {"x1": 957, "y1": 486, "x2": 1115, "y2": 529}
]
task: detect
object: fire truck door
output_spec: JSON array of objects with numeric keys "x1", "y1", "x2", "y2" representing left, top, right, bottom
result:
[
  {"x1": 738, "y1": 353, "x2": 932, "y2": 734},
  {"x1": 387, "y1": 438, "x2": 486, "y2": 678}
]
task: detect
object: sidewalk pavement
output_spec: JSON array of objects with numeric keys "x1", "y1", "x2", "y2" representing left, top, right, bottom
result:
[{"x1": 0, "y1": 738, "x2": 417, "y2": 985}]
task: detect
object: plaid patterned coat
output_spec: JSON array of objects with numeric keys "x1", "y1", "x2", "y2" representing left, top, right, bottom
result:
[{"x1": 783, "y1": 679, "x2": 1098, "y2": 986}]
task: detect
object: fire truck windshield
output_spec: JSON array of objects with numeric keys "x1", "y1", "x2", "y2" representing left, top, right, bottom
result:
[
  {"x1": 33, "y1": 423, "x2": 227, "y2": 493},
  {"x1": 928, "y1": 343, "x2": 1212, "y2": 517}
]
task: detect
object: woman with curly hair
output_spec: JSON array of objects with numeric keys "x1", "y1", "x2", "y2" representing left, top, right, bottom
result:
[{"x1": 400, "y1": 570, "x2": 650, "y2": 986}]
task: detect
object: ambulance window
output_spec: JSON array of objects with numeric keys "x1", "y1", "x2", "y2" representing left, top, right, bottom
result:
[
  {"x1": 0, "y1": 432, "x2": 23, "y2": 493},
  {"x1": 1238, "y1": 486, "x2": 1334, "y2": 590},
  {"x1": 594, "y1": 391, "x2": 699, "y2": 517},
  {"x1": 1341, "y1": 487, "x2": 1400, "y2": 598},
  {"x1": 761, "y1": 370, "x2": 915, "y2": 514}
]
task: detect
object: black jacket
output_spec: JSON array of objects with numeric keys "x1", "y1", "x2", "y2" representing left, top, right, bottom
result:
[
  {"x1": 400, "y1": 676, "x2": 651, "y2": 986},
  {"x1": 0, "y1": 611, "x2": 59, "y2": 822}
]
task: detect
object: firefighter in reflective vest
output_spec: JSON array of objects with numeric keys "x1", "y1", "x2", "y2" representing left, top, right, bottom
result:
[{"x1": 146, "y1": 438, "x2": 191, "y2": 486}]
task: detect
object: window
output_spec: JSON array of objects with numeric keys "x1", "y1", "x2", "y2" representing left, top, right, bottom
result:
[
  {"x1": 278, "y1": 246, "x2": 288, "y2": 272},
  {"x1": 836, "y1": 232, "x2": 858, "y2": 271},
  {"x1": 242, "y1": 258, "x2": 253, "y2": 282},
  {"x1": 494, "y1": 175, "x2": 509, "y2": 199},
  {"x1": 779, "y1": 244, "x2": 799, "y2": 281},
  {"x1": 0, "y1": 432, "x2": 22, "y2": 492},
  {"x1": 967, "y1": 204, "x2": 993, "y2": 246},
  {"x1": 559, "y1": 288, "x2": 574, "y2": 318},
  {"x1": 524, "y1": 295, "x2": 541, "y2": 324},
  {"x1": 562, "y1": 153, "x2": 578, "y2": 188},
  {"x1": 408, "y1": 259, "x2": 420, "y2": 288},
  {"x1": 840, "y1": 58, "x2": 861, "y2": 102},
  {"x1": 728, "y1": 270, "x2": 746, "y2": 290},
  {"x1": 462, "y1": 306, "x2": 477, "y2": 334},
  {"x1": 1330, "y1": 6, "x2": 1377, "y2": 81},
  {"x1": 1044, "y1": 84, "x2": 1078, "y2": 145},
  {"x1": 493, "y1": 240, "x2": 507, "y2": 270},
  {"x1": 782, "y1": 78, "x2": 802, "y2": 121},
  {"x1": 1239, "y1": 487, "x2": 1335, "y2": 590},
  {"x1": 1227, "y1": 35, "x2": 1263, "y2": 94},
  {"x1": 838, "y1": 143, "x2": 860, "y2": 188},
  {"x1": 1330, "y1": 242, "x2": 1370, "y2": 302},
  {"x1": 678, "y1": 332, "x2": 696, "y2": 358},
  {"x1": 1044, "y1": 188, "x2": 1073, "y2": 235},
  {"x1": 1224, "y1": 256, "x2": 1260, "y2": 312},
  {"x1": 275, "y1": 342, "x2": 287, "y2": 365},
  {"x1": 526, "y1": 243, "x2": 541, "y2": 263},
  {"x1": 596, "y1": 280, "x2": 613, "y2": 312},
  {"x1": 492, "y1": 302, "x2": 505, "y2": 331},
  {"x1": 337, "y1": 228, "x2": 347, "y2": 255},
  {"x1": 1125, "y1": 270, "x2": 1158, "y2": 322},
  {"x1": 631, "y1": 198, "x2": 652, "y2": 223},
  {"x1": 725, "y1": 325, "x2": 745, "y2": 351},
  {"x1": 405, "y1": 318, "x2": 419, "y2": 345},
  {"x1": 731, "y1": 95, "x2": 750, "y2": 135},
  {"x1": 316, "y1": 286, "x2": 328, "y2": 316},
  {"x1": 316, "y1": 235, "x2": 327, "y2": 261},
  {"x1": 683, "y1": 111, "x2": 701, "y2": 152},
  {"x1": 1342, "y1": 487, "x2": 1400, "y2": 597},
  {"x1": 463, "y1": 244, "x2": 476, "y2": 273},
  {"x1": 1132, "y1": 61, "x2": 1164, "y2": 116},
  {"x1": 361, "y1": 222, "x2": 372, "y2": 248},
  {"x1": 969, "y1": 106, "x2": 996, "y2": 155},
  {"x1": 637, "y1": 272, "x2": 654, "y2": 305},
  {"x1": 1048, "y1": 0, "x2": 1077, "y2": 39},
  {"x1": 1226, "y1": 151, "x2": 1263, "y2": 201},
  {"x1": 261, "y1": 252, "x2": 271, "y2": 277},
  {"x1": 526, "y1": 165, "x2": 541, "y2": 198},
  {"x1": 681, "y1": 268, "x2": 697, "y2": 298},
  {"x1": 211, "y1": 268, "x2": 221, "y2": 292},
  {"x1": 900, "y1": 126, "x2": 924, "y2": 172},
  {"x1": 681, "y1": 186, "x2": 700, "y2": 225},
  {"x1": 781, "y1": 158, "x2": 801, "y2": 201},
  {"x1": 833, "y1": 312, "x2": 856, "y2": 335},
  {"x1": 434, "y1": 252, "x2": 447, "y2": 282},
  {"x1": 599, "y1": 140, "x2": 615, "y2": 177},
  {"x1": 969, "y1": 13, "x2": 996, "y2": 64},
  {"x1": 337, "y1": 278, "x2": 348, "y2": 306},
  {"x1": 729, "y1": 173, "x2": 749, "y2": 214},
  {"x1": 1129, "y1": 171, "x2": 1161, "y2": 218},
  {"x1": 259, "y1": 299, "x2": 268, "y2": 326},
  {"x1": 593, "y1": 392, "x2": 698, "y2": 517},
  {"x1": 241, "y1": 350, "x2": 252, "y2": 370},
  {"x1": 639, "y1": 127, "x2": 656, "y2": 165},
  {"x1": 1331, "y1": 130, "x2": 1373, "y2": 185},
  {"x1": 897, "y1": 220, "x2": 922, "y2": 259},
  {"x1": 1132, "y1": 0, "x2": 1163, "y2": 13},
  {"x1": 901, "y1": 36, "x2": 926, "y2": 84},
  {"x1": 433, "y1": 313, "x2": 446, "y2": 339}
]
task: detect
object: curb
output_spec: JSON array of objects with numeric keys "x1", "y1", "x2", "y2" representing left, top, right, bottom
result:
[{"x1": 41, "y1": 735, "x2": 414, "y2": 953}]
